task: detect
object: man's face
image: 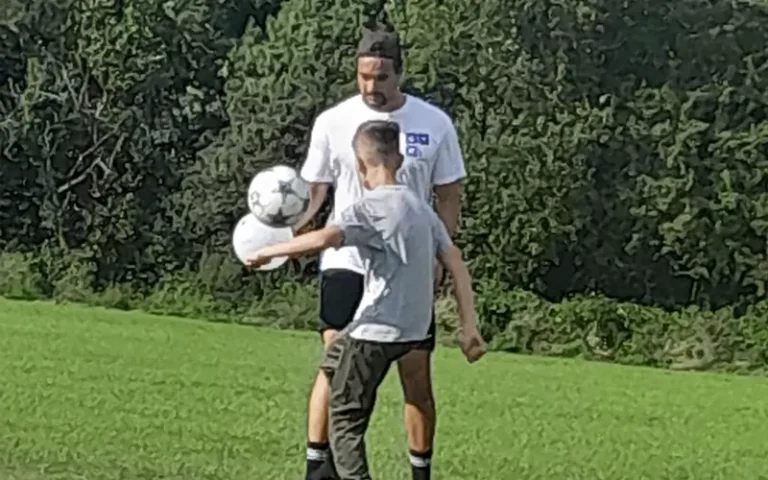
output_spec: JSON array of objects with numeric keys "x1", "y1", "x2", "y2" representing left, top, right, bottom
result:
[{"x1": 356, "y1": 56, "x2": 400, "y2": 110}]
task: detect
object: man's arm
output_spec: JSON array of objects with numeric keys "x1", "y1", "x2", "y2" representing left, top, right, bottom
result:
[
  {"x1": 431, "y1": 118, "x2": 466, "y2": 235},
  {"x1": 294, "y1": 112, "x2": 333, "y2": 233},
  {"x1": 433, "y1": 181, "x2": 461, "y2": 237},
  {"x1": 431, "y1": 119, "x2": 466, "y2": 287},
  {"x1": 292, "y1": 183, "x2": 329, "y2": 233}
]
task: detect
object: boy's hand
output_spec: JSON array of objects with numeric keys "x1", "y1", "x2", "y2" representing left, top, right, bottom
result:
[{"x1": 458, "y1": 326, "x2": 486, "y2": 363}]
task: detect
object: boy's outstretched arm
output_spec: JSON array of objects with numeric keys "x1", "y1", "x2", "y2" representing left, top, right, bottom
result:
[
  {"x1": 437, "y1": 244, "x2": 486, "y2": 363},
  {"x1": 246, "y1": 227, "x2": 342, "y2": 269},
  {"x1": 248, "y1": 200, "x2": 378, "y2": 270}
]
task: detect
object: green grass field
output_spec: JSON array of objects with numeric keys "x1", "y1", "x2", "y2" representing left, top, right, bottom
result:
[{"x1": 2, "y1": 298, "x2": 768, "y2": 479}]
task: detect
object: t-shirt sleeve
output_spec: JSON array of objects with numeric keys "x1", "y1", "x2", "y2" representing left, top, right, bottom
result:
[
  {"x1": 431, "y1": 119, "x2": 467, "y2": 186},
  {"x1": 329, "y1": 201, "x2": 382, "y2": 249},
  {"x1": 300, "y1": 114, "x2": 333, "y2": 183},
  {"x1": 430, "y1": 210, "x2": 454, "y2": 253}
]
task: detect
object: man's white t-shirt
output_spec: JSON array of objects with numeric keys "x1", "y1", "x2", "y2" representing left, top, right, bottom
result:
[{"x1": 300, "y1": 94, "x2": 466, "y2": 275}]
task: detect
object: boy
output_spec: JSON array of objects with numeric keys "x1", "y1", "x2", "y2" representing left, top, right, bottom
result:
[{"x1": 247, "y1": 120, "x2": 485, "y2": 479}]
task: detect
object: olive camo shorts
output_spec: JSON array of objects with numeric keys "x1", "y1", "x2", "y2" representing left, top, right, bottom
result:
[{"x1": 319, "y1": 334, "x2": 418, "y2": 479}]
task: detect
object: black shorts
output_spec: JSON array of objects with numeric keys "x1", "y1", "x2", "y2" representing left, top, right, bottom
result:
[{"x1": 319, "y1": 268, "x2": 436, "y2": 351}]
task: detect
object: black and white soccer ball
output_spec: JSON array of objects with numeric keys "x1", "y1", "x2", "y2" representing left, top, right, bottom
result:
[{"x1": 247, "y1": 165, "x2": 310, "y2": 228}]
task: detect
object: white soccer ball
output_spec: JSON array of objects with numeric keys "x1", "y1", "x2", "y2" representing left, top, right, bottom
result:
[
  {"x1": 232, "y1": 213, "x2": 294, "y2": 271},
  {"x1": 247, "y1": 165, "x2": 310, "y2": 228}
]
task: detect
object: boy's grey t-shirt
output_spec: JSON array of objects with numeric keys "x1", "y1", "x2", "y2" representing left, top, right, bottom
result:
[{"x1": 329, "y1": 184, "x2": 453, "y2": 343}]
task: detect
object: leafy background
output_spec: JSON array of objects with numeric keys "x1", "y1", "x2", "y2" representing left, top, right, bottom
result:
[{"x1": 2, "y1": 0, "x2": 768, "y2": 373}]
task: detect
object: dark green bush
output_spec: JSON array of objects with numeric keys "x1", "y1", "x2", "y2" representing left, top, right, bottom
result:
[
  {"x1": 515, "y1": 0, "x2": 768, "y2": 309},
  {"x1": 478, "y1": 287, "x2": 768, "y2": 374},
  {"x1": 0, "y1": 252, "x2": 44, "y2": 300}
]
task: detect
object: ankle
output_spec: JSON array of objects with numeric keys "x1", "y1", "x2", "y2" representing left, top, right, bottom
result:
[{"x1": 409, "y1": 449, "x2": 432, "y2": 480}]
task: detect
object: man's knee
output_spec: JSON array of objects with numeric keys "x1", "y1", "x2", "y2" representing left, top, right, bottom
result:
[
  {"x1": 397, "y1": 350, "x2": 434, "y2": 405},
  {"x1": 311, "y1": 368, "x2": 330, "y2": 394},
  {"x1": 321, "y1": 329, "x2": 341, "y2": 350},
  {"x1": 311, "y1": 330, "x2": 340, "y2": 393}
]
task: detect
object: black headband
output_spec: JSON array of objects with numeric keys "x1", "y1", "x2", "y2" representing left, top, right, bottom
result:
[{"x1": 356, "y1": 27, "x2": 401, "y2": 61}]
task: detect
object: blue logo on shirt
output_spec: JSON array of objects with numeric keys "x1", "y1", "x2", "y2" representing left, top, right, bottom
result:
[
  {"x1": 406, "y1": 133, "x2": 430, "y2": 146},
  {"x1": 405, "y1": 132, "x2": 430, "y2": 157}
]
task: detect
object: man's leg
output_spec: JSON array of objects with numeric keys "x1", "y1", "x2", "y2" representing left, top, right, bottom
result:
[
  {"x1": 306, "y1": 330, "x2": 341, "y2": 479},
  {"x1": 322, "y1": 336, "x2": 412, "y2": 480},
  {"x1": 305, "y1": 269, "x2": 364, "y2": 480},
  {"x1": 397, "y1": 316, "x2": 437, "y2": 480}
]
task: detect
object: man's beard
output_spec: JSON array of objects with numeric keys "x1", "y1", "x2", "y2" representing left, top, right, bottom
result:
[{"x1": 363, "y1": 92, "x2": 387, "y2": 108}]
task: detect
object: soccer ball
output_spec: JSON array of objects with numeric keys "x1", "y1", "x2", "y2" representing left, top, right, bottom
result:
[
  {"x1": 247, "y1": 165, "x2": 310, "y2": 228},
  {"x1": 231, "y1": 213, "x2": 293, "y2": 271}
]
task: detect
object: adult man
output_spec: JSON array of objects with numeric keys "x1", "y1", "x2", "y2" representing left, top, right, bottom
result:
[
  {"x1": 255, "y1": 121, "x2": 483, "y2": 480},
  {"x1": 294, "y1": 25, "x2": 467, "y2": 480}
]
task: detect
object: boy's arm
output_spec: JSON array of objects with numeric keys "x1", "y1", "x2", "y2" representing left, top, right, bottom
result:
[
  {"x1": 432, "y1": 214, "x2": 485, "y2": 362},
  {"x1": 248, "y1": 226, "x2": 343, "y2": 267},
  {"x1": 437, "y1": 245, "x2": 478, "y2": 334},
  {"x1": 248, "y1": 201, "x2": 378, "y2": 268}
]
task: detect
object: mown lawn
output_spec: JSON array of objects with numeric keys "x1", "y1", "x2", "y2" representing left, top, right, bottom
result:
[{"x1": 1, "y1": 298, "x2": 767, "y2": 479}]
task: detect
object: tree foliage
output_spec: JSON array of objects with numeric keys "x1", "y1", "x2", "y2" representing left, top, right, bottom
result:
[{"x1": 3, "y1": 0, "x2": 768, "y2": 371}]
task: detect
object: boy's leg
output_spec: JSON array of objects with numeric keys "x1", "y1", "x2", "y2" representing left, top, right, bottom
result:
[
  {"x1": 306, "y1": 269, "x2": 364, "y2": 480},
  {"x1": 397, "y1": 314, "x2": 437, "y2": 480},
  {"x1": 321, "y1": 336, "x2": 412, "y2": 480}
]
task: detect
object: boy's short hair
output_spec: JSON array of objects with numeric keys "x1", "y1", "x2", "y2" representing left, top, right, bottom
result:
[{"x1": 352, "y1": 120, "x2": 401, "y2": 165}]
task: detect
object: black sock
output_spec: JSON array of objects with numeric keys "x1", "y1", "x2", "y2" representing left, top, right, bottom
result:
[
  {"x1": 306, "y1": 441, "x2": 331, "y2": 479},
  {"x1": 409, "y1": 449, "x2": 432, "y2": 480}
]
